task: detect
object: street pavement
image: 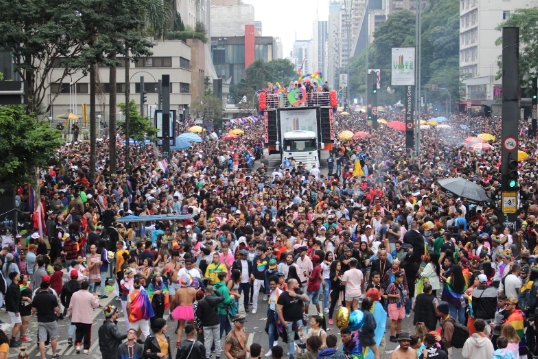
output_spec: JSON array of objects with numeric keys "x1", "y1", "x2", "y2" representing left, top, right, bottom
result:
[{"x1": 2, "y1": 289, "x2": 465, "y2": 359}]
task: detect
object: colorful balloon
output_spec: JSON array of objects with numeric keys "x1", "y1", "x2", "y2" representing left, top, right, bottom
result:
[
  {"x1": 348, "y1": 309, "x2": 365, "y2": 331},
  {"x1": 336, "y1": 307, "x2": 350, "y2": 330}
]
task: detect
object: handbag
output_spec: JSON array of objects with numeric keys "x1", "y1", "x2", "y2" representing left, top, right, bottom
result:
[{"x1": 227, "y1": 300, "x2": 238, "y2": 321}]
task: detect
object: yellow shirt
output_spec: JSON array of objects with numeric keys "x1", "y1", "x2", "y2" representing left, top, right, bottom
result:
[
  {"x1": 205, "y1": 262, "x2": 228, "y2": 285},
  {"x1": 116, "y1": 249, "x2": 128, "y2": 273},
  {"x1": 157, "y1": 335, "x2": 168, "y2": 355},
  {"x1": 0, "y1": 342, "x2": 8, "y2": 354}
]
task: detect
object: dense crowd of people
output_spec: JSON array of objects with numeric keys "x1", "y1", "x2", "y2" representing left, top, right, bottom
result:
[{"x1": 1, "y1": 103, "x2": 538, "y2": 359}]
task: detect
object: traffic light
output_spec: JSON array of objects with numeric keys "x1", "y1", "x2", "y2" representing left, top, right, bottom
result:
[
  {"x1": 533, "y1": 94, "x2": 537, "y2": 100},
  {"x1": 143, "y1": 91, "x2": 147, "y2": 103},
  {"x1": 367, "y1": 108, "x2": 372, "y2": 120},
  {"x1": 372, "y1": 83, "x2": 377, "y2": 94},
  {"x1": 507, "y1": 152, "x2": 518, "y2": 188}
]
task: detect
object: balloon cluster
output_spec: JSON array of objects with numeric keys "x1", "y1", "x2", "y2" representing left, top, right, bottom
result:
[
  {"x1": 336, "y1": 307, "x2": 365, "y2": 331},
  {"x1": 259, "y1": 92, "x2": 267, "y2": 111},
  {"x1": 330, "y1": 90, "x2": 338, "y2": 108},
  {"x1": 299, "y1": 70, "x2": 324, "y2": 89}
]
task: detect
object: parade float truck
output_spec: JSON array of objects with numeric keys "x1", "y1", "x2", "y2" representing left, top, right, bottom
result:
[{"x1": 259, "y1": 89, "x2": 337, "y2": 170}]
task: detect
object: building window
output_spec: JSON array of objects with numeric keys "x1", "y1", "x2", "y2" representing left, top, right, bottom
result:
[
  {"x1": 51, "y1": 83, "x2": 89, "y2": 94},
  {"x1": 134, "y1": 82, "x2": 161, "y2": 94},
  {"x1": 136, "y1": 57, "x2": 172, "y2": 67},
  {"x1": 180, "y1": 82, "x2": 190, "y2": 94},
  {"x1": 102, "y1": 83, "x2": 126, "y2": 93},
  {"x1": 180, "y1": 57, "x2": 190, "y2": 69},
  {"x1": 503, "y1": 11, "x2": 510, "y2": 20}
]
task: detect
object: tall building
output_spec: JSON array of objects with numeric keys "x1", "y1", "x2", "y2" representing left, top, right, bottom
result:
[
  {"x1": 293, "y1": 40, "x2": 312, "y2": 73},
  {"x1": 327, "y1": 2, "x2": 343, "y2": 88},
  {"x1": 460, "y1": 0, "x2": 534, "y2": 102},
  {"x1": 313, "y1": 21, "x2": 328, "y2": 76},
  {"x1": 211, "y1": 25, "x2": 275, "y2": 84},
  {"x1": 211, "y1": 0, "x2": 241, "y2": 5},
  {"x1": 210, "y1": 3, "x2": 255, "y2": 37},
  {"x1": 254, "y1": 21, "x2": 263, "y2": 35},
  {"x1": 273, "y1": 37, "x2": 284, "y2": 59}
]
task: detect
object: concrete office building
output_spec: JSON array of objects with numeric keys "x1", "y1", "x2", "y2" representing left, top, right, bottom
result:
[
  {"x1": 210, "y1": 3, "x2": 256, "y2": 37},
  {"x1": 460, "y1": 0, "x2": 534, "y2": 103}
]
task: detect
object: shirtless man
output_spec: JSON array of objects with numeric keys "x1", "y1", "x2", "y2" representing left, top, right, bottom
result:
[
  {"x1": 166, "y1": 250, "x2": 183, "y2": 311},
  {"x1": 172, "y1": 273, "x2": 196, "y2": 348},
  {"x1": 388, "y1": 333, "x2": 417, "y2": 359}
]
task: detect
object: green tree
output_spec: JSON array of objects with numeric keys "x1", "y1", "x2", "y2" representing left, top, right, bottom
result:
[
  {"x1": 495, "y1": 8, "x2": 538, "y2": 88},
  {"x1": 190, "y1": 95, "x2": 223, "y2": 120},
  {"x1": 266, "y1": 59, "x2": 297, "y2": 86},
  {"x1": 0, "y1": 105, "x2": 63, "y2": 186},
  {"x1": 117, "y1": 100, "x2": 157, "y2": 141}
]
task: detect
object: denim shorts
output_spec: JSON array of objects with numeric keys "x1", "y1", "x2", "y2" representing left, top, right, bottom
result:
[{"x1": 307, "y1": 289, "x2": 321, "y2": 305}]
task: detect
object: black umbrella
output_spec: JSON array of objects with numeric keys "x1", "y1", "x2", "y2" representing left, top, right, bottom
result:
[{"x1": 437, "y1": 177, "x2": 491, "y2": 203}]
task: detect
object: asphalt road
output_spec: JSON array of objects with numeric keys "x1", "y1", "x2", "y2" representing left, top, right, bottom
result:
[{"x1": 2, "y1": 289, "x2": 465, "y2": 359}]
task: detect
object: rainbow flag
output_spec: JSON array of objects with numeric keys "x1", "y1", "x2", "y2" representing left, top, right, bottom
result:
[
  {"x1": 147, "y1": 282, "x2": 170, "y2": 310},
  {"x1": 128, "y1": 289, "x2": 155, "y2": 322},
  {"x1": 364, "y1": 302, "x2": 387, "y2": 359},
  {"x1": 441, "y1": 278, "x2": 466, "y2": 308},
  {"x1": 506, "y1": 310, "x2": 526, "y2": 349}
]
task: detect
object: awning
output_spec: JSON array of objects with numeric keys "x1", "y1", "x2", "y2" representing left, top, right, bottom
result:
[{"x1": 115, "y1": 214, "x2": 194, "y2": 223}]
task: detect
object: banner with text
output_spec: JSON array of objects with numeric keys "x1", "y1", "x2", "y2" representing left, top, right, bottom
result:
[
  {"x1": 392, "y1": 48, "x2": 416, "y2": 86},
  {"x1": 405, "y1": 85, "x2": 415, "y2": 150}
]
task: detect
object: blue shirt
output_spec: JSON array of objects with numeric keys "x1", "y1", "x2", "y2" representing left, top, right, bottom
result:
[{"x1": 151, "y1": 229, "x2": 164, "y2": 246}]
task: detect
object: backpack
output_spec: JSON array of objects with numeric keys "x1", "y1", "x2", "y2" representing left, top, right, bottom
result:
[
  {"x1": 446, "y1": 318, "x2": 469, "y2": 348},
  {"x1": 0, "y1": 271, "x2": 6, "y2": 295}
]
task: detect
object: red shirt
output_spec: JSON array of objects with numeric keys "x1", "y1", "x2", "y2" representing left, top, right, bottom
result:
[
  {"x1": 307, "y1": 264, "x2": 322, "y2": 292},
  {"x1": 50, "y1": 270, "x2": 63, "y2": 295}
]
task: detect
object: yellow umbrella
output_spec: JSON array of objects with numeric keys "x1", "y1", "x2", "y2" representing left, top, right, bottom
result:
[
  {"x1": 56, "y1": 112, "x2": 79, "y2": 121},
  {"x1": 188, "y1": 126, "x2": 204, "y2": 133},
  {"x1": 420, "y1": 120, "x2": 427, "y2": 125},
  {"x1": 338, "y1": 130, "x2": 354, "y2": 140},
  {"x1": 478, "y1": 133, "x2": 495, "y2": 141},
  {"x1": 229, "y1": 129, "x2": 244, "y2": 135},
  {"x1": 427, "y1": 120, "x2": 438, "y2": 126},
  {"x1": 518, "y1": 150, "x2": 529, "y2": 162},
  {"x1": 377, "y1": 119, "x2": 387, "y2": 124},
  {"x1": 340, "y1": 112, "x2": 349, "y2": 116}
]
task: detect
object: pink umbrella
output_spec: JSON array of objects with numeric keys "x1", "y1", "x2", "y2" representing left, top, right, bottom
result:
[
  {"x1": 386, "y1": 121, "x2": 406, "y2": 131},
  {"x1": 464, "y1": 136, "x2": 485, "y2": 144},
  {"x1": 352, "y1": 131, "x2": 370, "y2": 139},
  {"x1": 471, "y1": 143, "x2": 493, "y2": 152},
  {"x1": 222, "y1": 134, "x2": 240, "y2": 141}
]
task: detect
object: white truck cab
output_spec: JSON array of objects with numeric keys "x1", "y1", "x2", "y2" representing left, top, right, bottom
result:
[{"x1": 281, "y1": 130, "x2": 319, "y2": 170}]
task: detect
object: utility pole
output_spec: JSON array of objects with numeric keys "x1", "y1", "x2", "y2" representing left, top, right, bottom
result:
[
  {"x1": 139, "y1": 76, "x2": 145, "y2": 117},
  {"x1": 500, "y1": 27, "x2": 519, "y2": 229},
  {"x1": 162, "y1": 75, "x2": 170, "y2": 160},
  {"x1": 371, "y1": 71, "x2": 378, "y2": 130},
  {"x1": 414, "y1": 0, "x2": 422, "y2": 156},
  {"x1": 158, "y1": 79, "x2": 162, "y2": 110}
]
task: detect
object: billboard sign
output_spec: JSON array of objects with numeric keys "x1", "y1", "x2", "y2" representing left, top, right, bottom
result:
[
  {"x1": 367, "y1": 69, "x2": 381, "y2": 89},
  {"x1": 391, "y1": 47, "x2": 415, "y2": 86}
]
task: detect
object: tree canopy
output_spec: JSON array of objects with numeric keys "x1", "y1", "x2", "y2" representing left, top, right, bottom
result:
[
  {"x1": 117, "y1": 100, "x2": 157, "y2": 141},
  {"x1": 348, "y1": 0, "x2": 461, "y2": 108},
  {"x1": 229, "y1": 58, "x2": 297, "y2": 103},
  {"x1": 0, "y1": 106, "x2": 63, "y2": 187},
  {"x1": 495, "y1": 8, "x2": 538, "y2": 89}
]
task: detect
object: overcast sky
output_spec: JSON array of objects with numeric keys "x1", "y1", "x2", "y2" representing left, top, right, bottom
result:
[{"x1": 242, "y1": 0, "x2": 330, "y2": 57}]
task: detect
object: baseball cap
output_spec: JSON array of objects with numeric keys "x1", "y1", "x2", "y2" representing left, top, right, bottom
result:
[
  {"x1": 70, "y1": 270, "x2": 79, "y2": 278},
  {"x1": 478, "y1": 274, "x2": 488, "y2": 283},
  {"x1": 42, "y1": 275, "x2": 51, "y2": 283}
]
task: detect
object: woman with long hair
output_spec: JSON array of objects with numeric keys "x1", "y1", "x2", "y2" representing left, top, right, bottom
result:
[
  {"x1": 501, "y1": 323, "x2": 521, "y2": 359},
  {"x1": 418, "y1": 251, "x2": 440, "y2": 296},
  {"x1": 321, "y1": 252, "x2": 333, "y2": 314},
  {"x1": 227, "y1": 269, "x2": 241, "y2": 306},
  {"x1": 441, "y1": 264, "x2": 467, "y2": 324},
  {"x1": 328, "y1": 260, "x2": 344, "y2": 325},
  {"x1": 465, "y1": 272, "x2": 481, "y2": 335},
  {"x1": 0, "y1": 329, "x2": 9, "y2": 358}
]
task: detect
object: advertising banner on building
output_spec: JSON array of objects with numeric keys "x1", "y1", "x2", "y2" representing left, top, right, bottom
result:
[
  {"x1": 391, "y1": 48, "x2": 415, "y2": 86},
  {"x1": 367, "y1": 69, "x2": 381, "y2": 89}
]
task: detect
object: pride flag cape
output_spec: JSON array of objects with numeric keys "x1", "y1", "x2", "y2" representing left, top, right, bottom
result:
[
  {"x1": 128, "y1": 290, "x2": 155, "y2": 322},
  {"x1": 147, "y1": 282, "x2": 170, "y2": 311},
  {"x1": 364, "y1": 301, "x2": 387, "y2": 359},
  {"x1": 441, "y1": 278, "x2": 466, "y2": 308},
  {"x1": 506, "y1": 310, "x2": 526, "y2": 350}
]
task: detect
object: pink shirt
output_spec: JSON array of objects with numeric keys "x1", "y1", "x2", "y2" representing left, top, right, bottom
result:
[{"x1": 68, "y1": 290, "x2": 99, "y2": 324}]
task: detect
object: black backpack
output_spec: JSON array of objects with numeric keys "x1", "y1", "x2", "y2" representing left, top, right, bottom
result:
[{"x1": 446, "y1": 318, "x2": 469, "y2": 348}]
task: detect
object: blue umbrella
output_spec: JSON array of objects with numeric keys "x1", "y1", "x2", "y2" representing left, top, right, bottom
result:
[
  {"x1": 460, "y1": 124, "x2": 468, "y2": 130},
  {"x1": 177, "y1": 133, "x2": 202, "y2": 143},
  {"x1": 436, "y1": 116, "x2": 448, "y2": 122},
  {"x1": 170, "y1": 139, "x2": 192, "y2": 151}
]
